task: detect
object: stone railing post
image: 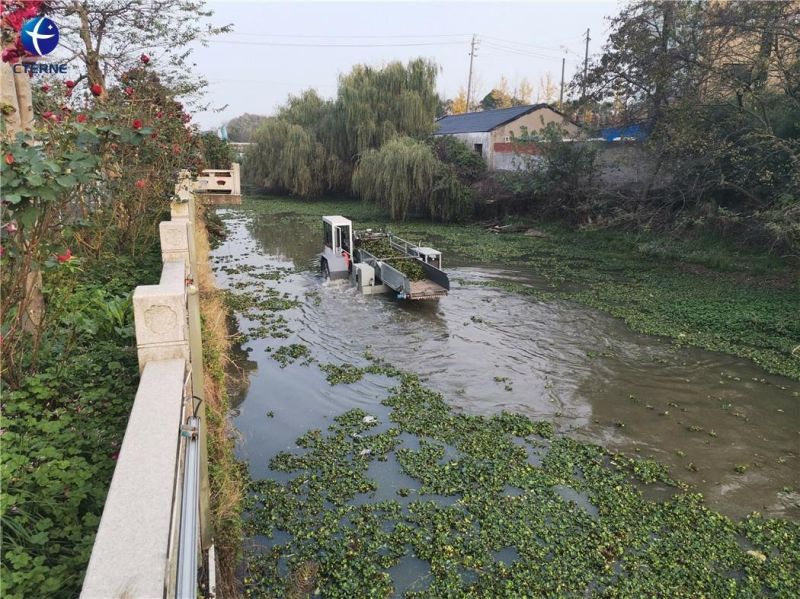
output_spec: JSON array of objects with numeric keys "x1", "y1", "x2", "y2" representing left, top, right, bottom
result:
[
  {"x1": 231, "y1": 162, "x2": 241, "y2": 195},
  {"x1": 159, "y1": 220, "x2": 191, "y2": 268},
  {"x1": 132, "y1": 264, "x2": 189, "y2": 371}
]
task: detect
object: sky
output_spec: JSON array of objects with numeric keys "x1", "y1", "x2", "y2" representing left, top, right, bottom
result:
[{"x1": 189, "y1": 1, "x2": 620, "y2": 130}]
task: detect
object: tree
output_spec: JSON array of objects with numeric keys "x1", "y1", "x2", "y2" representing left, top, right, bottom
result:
[
  {"x1": 513, "y1": 78, "x2": 534, "y2": 106},
  {"x1": 50, "y1": 1, "x2": 231, "y2": 98},
  {"x1": 352, "y1": 137, "x2": 471, "y2": 221},
  {"x1": 244, "y1": 59, "x2": 440, "y2": 198},
  {"x1": 199, "y1": 132, "x2": 233, "y2": 169},
  {"x1": 575, "y1": 0, "x2": 800, "y2": 248},
  {"x1": 450, "y1": 87, "x2": 469, "y2": 114},
  {"x1": 243, "y1": 118, "x2": 345, "y2": 198},
  {"x1": 537, "y1": 73, "x2": 558, "y2": 103},
  {"x1": 226, "y1": 113, "x2": 269, "y2": 143},
  {"x1": 480, "y1": 76, "x2": 513, "y2": 110}
]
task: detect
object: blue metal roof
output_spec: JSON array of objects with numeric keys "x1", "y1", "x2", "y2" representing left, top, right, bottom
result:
[{"x1": 435, "y1": 104, "x2": 549, "y2": 135}]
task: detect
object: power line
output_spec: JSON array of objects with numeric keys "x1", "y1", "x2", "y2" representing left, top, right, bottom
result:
[
  {"x1": 224, "y1": 32, "x2": 473, "y2": 39},
  {"x1": 481, "y1": 42, "x2": 564, "y2": 61},
  {"x1": 481, "y1": 35, "x2": 572, "y2": 55},
  {"x1": 206, "y1": 39, "x2": 467, "y2": 48}
]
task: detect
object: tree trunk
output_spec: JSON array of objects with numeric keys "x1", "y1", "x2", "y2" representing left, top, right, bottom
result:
[{"x1": 75, "y1": 1, "x2": 105, "y2": 92}]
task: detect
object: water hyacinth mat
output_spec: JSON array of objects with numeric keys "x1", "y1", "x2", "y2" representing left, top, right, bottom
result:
[{"x1": 243, "y1": 367, "x2": 800, "y2": 598}]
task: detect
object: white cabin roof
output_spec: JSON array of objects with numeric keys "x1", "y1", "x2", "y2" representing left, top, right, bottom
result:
[
  {"x1": 415, "y1": 247, "x2": 441, "y2": 257},
  {"x1": 323, "y1": 215, "x2": 352, "y2": 227}
]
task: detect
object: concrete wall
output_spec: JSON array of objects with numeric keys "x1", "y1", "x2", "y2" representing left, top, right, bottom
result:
[{"x1": 489, "y1": 140, "x2": 664, "y2": 192}]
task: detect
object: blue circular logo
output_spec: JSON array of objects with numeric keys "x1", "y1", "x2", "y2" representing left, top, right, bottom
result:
[{"x1": 21, "y1": 17, "x2": 60, "y2": 57}]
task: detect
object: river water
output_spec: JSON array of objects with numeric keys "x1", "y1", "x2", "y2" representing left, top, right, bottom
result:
[{"x1": 212, "y1": 201, "x2": 799, "y2": 522}]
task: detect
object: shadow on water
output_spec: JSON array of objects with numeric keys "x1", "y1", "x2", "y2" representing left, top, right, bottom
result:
[{"x1": 213, "y1": 202, "x2": 799, "y2": 533}]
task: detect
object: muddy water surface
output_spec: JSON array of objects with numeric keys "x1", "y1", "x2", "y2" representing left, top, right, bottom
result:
[{"x1": 215, "y1": 202, "x2": 799, "y2": 521}]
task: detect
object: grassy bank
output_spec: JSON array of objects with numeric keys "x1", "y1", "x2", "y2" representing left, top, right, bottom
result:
[
  {"x1": 195, "y1": 206, "x2": 247, "y2": 598},
  {"x1": 242, "y1": 195, "x2": 799, "y2": 380}
]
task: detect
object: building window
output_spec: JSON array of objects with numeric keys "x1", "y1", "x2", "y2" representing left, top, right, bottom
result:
[{"x1": 474, "y1": 143, "x2": 483, "y2": 155}]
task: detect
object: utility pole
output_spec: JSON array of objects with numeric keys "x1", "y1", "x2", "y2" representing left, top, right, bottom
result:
[
  {"x1": 466, "y1": 34, "x2": 477, "y2": 112},
  {"x1": 559, "y1": 56, "x2": 565, "y2": 109},
  {"x1": 582, "y1": 27, "x2": 591, "y2": 100}
]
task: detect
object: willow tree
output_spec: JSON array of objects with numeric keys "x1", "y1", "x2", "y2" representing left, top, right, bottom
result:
[
  {"x1": 331, "y1": 59, "x2": 439, "y2": 162},
  {"x1": 352, "y1": 137, "x2": 471, "y2": 221},
  {"x1": 244, "y1": 59, "x2": 440, "y2": 198},
  {"x1": 243, "y1": 118, "x2": 346, "y2": 198}
]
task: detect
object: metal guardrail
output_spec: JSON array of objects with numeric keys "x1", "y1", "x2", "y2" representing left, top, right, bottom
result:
[{"x1": 177, "y1": 417, "x2": 200, "y2": 599}]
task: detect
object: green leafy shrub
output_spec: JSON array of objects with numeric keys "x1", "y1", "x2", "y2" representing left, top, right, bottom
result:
[{"x1": 431, "y1": 135, "x2": 487, "y2": 183}]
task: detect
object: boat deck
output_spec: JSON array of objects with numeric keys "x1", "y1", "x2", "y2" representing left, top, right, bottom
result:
[{"x1": 408, "y1": 280, "x2": 448, "y2": 300}]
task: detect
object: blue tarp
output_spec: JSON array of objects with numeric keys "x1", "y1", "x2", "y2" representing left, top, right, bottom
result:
[{"x1": 599, "y1": 123, "x2": 648, "y2": 142}]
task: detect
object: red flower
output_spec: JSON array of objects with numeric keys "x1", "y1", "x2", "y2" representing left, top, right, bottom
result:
[
  {"x1": 140, "y1": 54, "x2": 150, "y2": 64},
  {"x1": 41, "y1": 84, "x2": 50, "y2": 92},
  {"x1": 65, "y1": 80, "x2": 76, "y2": 89},
  {"x1": 155, "y1": 111, "x2": 163, "y2": 119},
  {"x1": 124, "y1": 86, "x2": 134, "y2": 97},
  {"x1": 57, "y1": 248, "x2": 73, "y2": 264},
  {"x1": 5, "y1": 11, "x2": 27, "y2": 32},
  {"x1": 90, "y1": 83, "x2": 103, "y2": 97},
  {"x1": 4, "y1": 153, "x2": 14, "y2": 166},
  {"x1": 76, "y1": 114, "x2": 87, "y2": 123},
  {"x1": 135, "y1": 179, "x2": 146, "y2": 189},
  {"x1": 64, "y1": 90, "x2": 72, "y2": 98},
  {"x1": 4, "y1": 222, "x2": 18, "y2": 233},
  {"x1": 150, "y1": 131, "x2": 158, "y2": 139},
  {"x1": 42, "y1": 110, "x2": 53, "y2": 119},
  {"x1": 2, "y1": 47, "x2": 21, "y2": 64},
  {"x1": 132, "y1": 119, "x2": 142, "y2": 129}
]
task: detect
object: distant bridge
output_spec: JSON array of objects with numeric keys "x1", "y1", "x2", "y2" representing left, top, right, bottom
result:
[{"x1": 229, "y1": 141, "x2": 251, "y2": 159}]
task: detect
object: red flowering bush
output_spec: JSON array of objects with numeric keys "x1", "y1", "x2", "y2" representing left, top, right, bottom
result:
[
  {"x1": 0, "y1": 0, "x2": 45, "y2": 63},
  {"x1": 1, "y1": 55, "x2": 204, "y2": 380}
]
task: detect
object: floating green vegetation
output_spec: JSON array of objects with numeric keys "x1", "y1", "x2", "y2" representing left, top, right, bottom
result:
[
  {"x1": 244, "y1": 370, "x2": 800, "y2": 597},
  {"x1": 218, "y1": 263, "x2": 293, "y2": 282},
  {"x1": 222, "y1": 288, "x2": 300, "y2": 341},
  {"x1": 242, "y1": 196, "x2": 800, "y2": 380},
  {"x1": 320, "y1": 363, "x2": 365, "y2": 385},
  {"x1": 272, "y1": 344, "x2": 313, "y2": 368}
]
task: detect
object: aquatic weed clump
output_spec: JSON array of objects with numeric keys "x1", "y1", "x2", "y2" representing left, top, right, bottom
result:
[{"x1": 244, "y1": 369, "x2": 800, "y2": 597}]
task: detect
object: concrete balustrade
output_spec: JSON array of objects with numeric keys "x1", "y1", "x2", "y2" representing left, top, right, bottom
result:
[
  {"x1": 81, "y1": 172, "x2": 212, "y2": 598},
  {"x1": 80, "y1": 359, "x2": 187, "y2": 599}
]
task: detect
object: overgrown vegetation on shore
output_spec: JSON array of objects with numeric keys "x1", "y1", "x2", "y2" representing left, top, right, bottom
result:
[
  {"x1": 0, "y1": 2, "x2": 230, "y2": 594},
  {"x1": 195, "y1": 208, "x2": 247, "y2": 598},
  {"x1": 239, "y1": 196, "x2": 799, "y2": 380},
  {"x1": 0, "y1": 247, "x2": 162, "y2": 597}
]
